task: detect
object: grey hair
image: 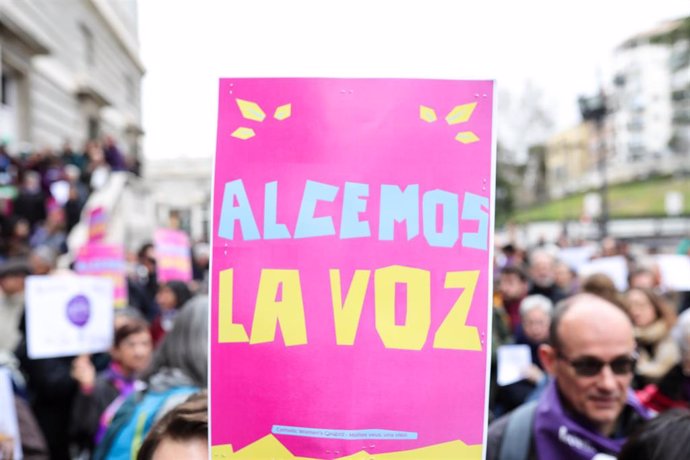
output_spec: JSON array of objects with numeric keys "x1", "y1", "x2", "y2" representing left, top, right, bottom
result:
[
  {"x1": 530, "y1": 248, "x2": 556, "y2": 266},
  {"x1": 145, "y1": 295, "x2": 208, "y2": 387},
  {"x1": 519, "y1": 294, "x2": 553, "y2": 318}
]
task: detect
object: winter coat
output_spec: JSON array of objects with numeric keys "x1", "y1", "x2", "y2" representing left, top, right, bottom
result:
[{"x1": 634, "y1": 319, "x2": 680, "y2": 385}]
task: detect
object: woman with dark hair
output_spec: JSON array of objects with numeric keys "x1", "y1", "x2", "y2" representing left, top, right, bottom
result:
[
  {"x1": 93, "y1": 296, "x2": 208, "y2": 460},
  {"x1": 624, "y1": 287, "x2": 679, "y2": 387},
  {"x1": 136, "y1": 392, "x2": 208, "y2": 460},
  {"x1": 636, "y1": 312, "x2": 690, "y2": 412},
  {"x1": 70, "y1": 313, "x2": 153, "y2": 455},
  {"x1": 150, "y1": 281, "x2": 193, "y2": 345}
]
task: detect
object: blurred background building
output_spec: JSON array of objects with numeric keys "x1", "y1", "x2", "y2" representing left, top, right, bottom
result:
[
  {"x1": 0, "y1": 0, "x2": 158, "y2": 261},
  {"x1": 535, "y1": 17, "x2": 690, "y2": 200},
  {"x1": 1, "y1": 0, "x2": 212, "y2": 247},
  {"x1": 145, "y1": 157, "x2": 213, "y2": 242},
  {"x1": 504, "y1": 16, "x2": 690, "y2": 246},
  {"x1": 0, "y1": 0, "x2": 144, "y2": 165},
  {"x1": 609, "y1": 20, "x2": 680, "y2": 182}
]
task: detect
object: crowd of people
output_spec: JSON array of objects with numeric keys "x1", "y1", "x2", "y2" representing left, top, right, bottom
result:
[
  {"x1": 3, "y1": 136, "x2": 690, "y2": 459},
  {"x1": 0, "y1": 137, "x2": 137, "y2": 262},
  {"x1": 0, "y1": 136, "x2": 209, "y2": 460},
  {"x1": 0, "y1": 233, "x2": 209, "y2": 459},
  {"x1": 488, "y1": 235, "x2": 690, "y2": 459}
]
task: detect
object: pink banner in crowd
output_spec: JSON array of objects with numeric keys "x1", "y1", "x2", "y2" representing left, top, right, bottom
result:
[
  {"x1": 75, "y1": 243, "x2": 127, "y2": 308},
  {"x1": 87, "y1": 206, "x2": 107, "y2": 242},
  {"x1": 154, "y1": 228, "x2": 192, "y2": 283},
  {"x1": 210, "y1": 78, "x2": 495, "y2": 459}
]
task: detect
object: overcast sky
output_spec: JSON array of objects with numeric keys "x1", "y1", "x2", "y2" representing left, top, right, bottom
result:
[{"x1": 138, "y1": 0, "x2": 689, "y2": 160}]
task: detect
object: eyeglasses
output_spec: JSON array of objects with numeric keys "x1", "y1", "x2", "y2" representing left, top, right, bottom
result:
[{"x1": 556, "y1": 351, "x2": 638, "y2": 377}]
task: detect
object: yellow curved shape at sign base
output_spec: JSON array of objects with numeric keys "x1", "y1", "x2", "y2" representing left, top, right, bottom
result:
[
  {"x1": 214, "y1": 435, "x2": 482, "y2": 459},
  {"x1": 211, "y1": 444, "x2": 233, "y2": 459},
  {"x1": 236, "y1": 98, "x2": 266, "y2": 121},
  {"x1": 274, "y1": 104, "x2": 292, "y2": 120},
  {"x1": 231, "y1": 127, "x2": 255, "y2": 140},
  {"x1": 446, "y1": 102, "x2": 477, "y2": 125},
  {"x1": 419, "y1": 105, "x2": 437, "y2": 123},
  {"x1": 455, "y1": 131, "x2": 480, "y2": 144}
]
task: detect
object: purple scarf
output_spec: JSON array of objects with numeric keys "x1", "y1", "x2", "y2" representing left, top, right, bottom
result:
[
  {"x1": 533, "y1": 380, "x2": 650, "y2": 460},
  {"x1": 94, "y1": 363, "x2": 138, "y2": 444}
]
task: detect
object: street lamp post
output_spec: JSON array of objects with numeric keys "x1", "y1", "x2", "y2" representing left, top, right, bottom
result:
[{"x1": 578, "y1": 93, "x2": 609, "y2": 239}]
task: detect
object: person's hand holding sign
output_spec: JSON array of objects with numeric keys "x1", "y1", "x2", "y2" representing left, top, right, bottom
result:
[
  {"x1": 71, "y1": 354, "x2": 96, "y2": 394},
  {"x1": 0, "y1": 433, "x2": 14, "y2": 460}
]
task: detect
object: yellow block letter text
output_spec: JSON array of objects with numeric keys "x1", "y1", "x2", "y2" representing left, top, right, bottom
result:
[
  {"x1": 250, "y1": 269, "x2": 307, "y2": 346},
  {"x1": 374, "y1": 265, "x2": 430, "y2": 350},
  {"x1": 330, "y1": 269, "x2": 371, "y2": 345},
  {"x1": 218, "y1": 269, "x2": 249, "y2": 343},
  {"x1": 433, "y1": 270, "x2": 481, "y2": 350}
]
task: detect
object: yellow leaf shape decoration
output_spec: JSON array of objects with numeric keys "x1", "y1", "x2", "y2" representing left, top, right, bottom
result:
[
  {"x1": 445, "y1": 102, "x2": 477, "y2": 125},
  {"x1": 236, "y1": 99, "x2": 266, "y2": 122},
  {"x1": 231, "y1": 127, "x2": 255, "y2": 140},
  {"x1": 419, "y1": 105, "x2": 437, "y2": 123},
  {"x1": 455, "y1": 131, "x2": 480, "y2": 144},
  {"x1": 274, "y1": 104, "x2": 292, "y2": 120}
]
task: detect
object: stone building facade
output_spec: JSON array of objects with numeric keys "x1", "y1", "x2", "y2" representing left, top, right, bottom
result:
[{"x1": 0, "y1": 0, "x2": 143, "y2": 161}]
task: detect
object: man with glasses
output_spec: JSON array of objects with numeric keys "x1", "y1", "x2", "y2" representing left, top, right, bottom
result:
[{"x1": 487, "y1": 293, "x2": 651, "y2": 460}]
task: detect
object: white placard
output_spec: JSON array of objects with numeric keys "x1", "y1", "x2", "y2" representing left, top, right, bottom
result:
[
  {"x1": 583, "y1": 193, "x2": 601, "y2": 218},
  {"x1": 49, "y1": 180, "x2": 71, "y2": 206},
  {"x1": 665, "y1": 191, "x2": 683, "y2": 216},
  {"x1": 25, "y1": 275, "x2": 114, "y2": 359},
  {"x1": 497, "y1": 344, "x2": 532, "y2": 387},
  {"x1": 558, "y1": 246, "x2": 597, "y2": 271},
  {"x1": 578, "y1": 256, "x2": 629, "y2": 292},
  {"x1": 0, "y1": 368, "x2": 22, "y2": 460},
  {"x1": 656, "y1": 255, "x2": 690, "y2": 292}
]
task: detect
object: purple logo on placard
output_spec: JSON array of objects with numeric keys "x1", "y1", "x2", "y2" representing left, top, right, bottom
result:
[{"x1": 66, "y1": 295, "x2": 91, "y2": 328}]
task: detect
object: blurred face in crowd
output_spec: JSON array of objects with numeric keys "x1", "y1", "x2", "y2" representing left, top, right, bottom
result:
[
  {"x1": 540, "y1": 295, "x2": 636, "y2": 436},
  {"x1": 626, "y1": 289, "x2": 658, "y2": 328},
  {"x1": 112, "y1": 330, "x2": 153, "y2": 375},
  {"x1": 22, "y1": 172, "x2": 41, "y2": 193},
  {"x1": 601, "y1": 237, "x2": 618, "y2": 257},
  {"x1": 554, "y1": 262, "x2": 574, "y2": 290},
  {"x1": 522, "y1": 307, "x2": 551, "y2": 343},
  {"x1": 13, "y1": 219, "x2": 30, "y2": 239},
  {"x1": 45, "y1": 208, "x2": 66, "y2": 231},
  {"x1": 0, "y1": 275, "x2": 25, "y2": 296},
  {"x1": 140, "y1": 246, "x2": 156, "y2": 273},
  {"x1": 530, "y1": 252, "x2": 555, "y2": 288},
  {"x1": 629, "y1": 270, "x2": 656, "y2": 290},
  {"x1": 156, "y1": 285, "x2": 178, "y2": 311},
  {"x1": 29, "y1": 253, "x2": 52, "y2": 276},
  {"x1": 87, "y1": 142, "x2": 105, "y2": 165},
  {"x1": 499, "y1": 273, "x2": 528, "y2": 302}
]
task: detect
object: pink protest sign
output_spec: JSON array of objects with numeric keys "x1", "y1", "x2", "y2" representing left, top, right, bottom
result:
[
  {"x1": 154, "y1": 228, "x2": 192, "y2": 283},
  {"x1": 75, "y1": 243, "x2": 127, "y2": 308},
  {"x1": 87, "y1": 206, "x2": 107, "y2": 242},
  {"x1": 211, "y1": 78, "x2": 495, "y2": 459}
]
